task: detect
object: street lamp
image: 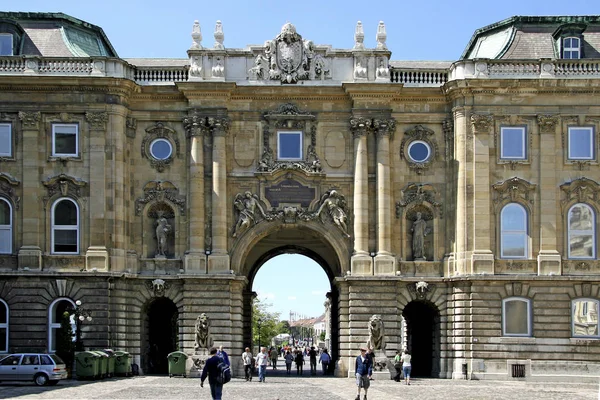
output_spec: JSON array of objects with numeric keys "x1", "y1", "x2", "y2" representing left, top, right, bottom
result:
[
  {"x1": 72, "y1": 300, "x2": 92, "y2": 351},
  {"x1": 257, "y1": 318, "x2": 262, "y2": 349}
]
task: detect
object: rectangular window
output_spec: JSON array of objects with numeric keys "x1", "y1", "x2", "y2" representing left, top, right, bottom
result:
[
  {"x1": 277, "y1": 131, "x2": 303, "y2": 160},
  {"x1": 568, "y1": 127, "x2": 594, "y2": 160},
  {"x1": 0, "y1": 34, "x2": 13, "y2": 56},
  {"x1": 500, "y1": 126, "x2": 526, "y2": 160},
  {"x1": 573, "y1": 299, "x2": 599, "y2": 337},
  {"x1": 52, "y1": 124, "x2": 78, "y2": 157},
  {"x1": 0, "y1": 123, "x2": 11, "y2": 157},
  {"x1": 53, "y1": 229, "x2": 78, "y2": 253},
  {"x1": 503, "y1": 298, "x2": 531, "y2": 336},
  {"x1": 563, "y1": 37, "x2": 581, "y2": 59}
]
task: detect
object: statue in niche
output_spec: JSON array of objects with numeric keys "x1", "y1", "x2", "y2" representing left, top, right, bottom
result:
[
  {"x1": 155, "y1": 215, "x2": 171, "y2": 257},
  {"x1": 233, "y1": 191, "x2": 266, "y2": 238},
  {"x1": 411, "y1": 212, "x2": 429, "y2": 261},
  {"x1": 212, "y1": 56, "x2": 224, "y2": 77},
  {"x1": 194, "y1": 313, "x2": 213, "y2": 351},
  {"x1": 376, "y1": 58, "x2": 389, "y2": 79},
  {"x1": 354, "y1": 58, "x2": 367, "y2": 79},
  {"x1": 317, "y1": 190, "x2": 349, "y2": 237}
]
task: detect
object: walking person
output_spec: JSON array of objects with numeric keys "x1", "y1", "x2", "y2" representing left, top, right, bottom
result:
[
  {"x1": 354, "y1": 347, "x2": 372, "y2": 400},
  {"x1": 217, "y1": 345, "x2": 230, "y2": 366},
  {"x1": 242, "y1": 347, "x2": 253, "y2": 381},
  {"x1": 255, "y1": 347, "x2": 268, "y2": 383},
  {"x1": 309, "y1": 346, "x2": 317, "y2": 375},
  {"x1": 284, "y1": 350, "x2": 294, "y2": 375},
  {"x1": 295, "y1": 350, "x2": 305, "y2": 375},
  {"x1": 270, "y1": 346, "x2": 278, "y2": 370},
  {"x1": 200, "y1": 347, "x2": 224, "y2": 400},
  {"x1": 319, "y1": 348, "x2": 331, "y2": 375},
  {"x1": 401, "y1": 349, "x2": 412, "y2": 385},
  {"x1": 393, "y1": 350, "x2": 402, "y2": 382}
]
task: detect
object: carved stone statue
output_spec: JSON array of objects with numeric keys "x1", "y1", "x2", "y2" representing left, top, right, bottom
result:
[
  {"x1": 353, "y1": 21, "x2": 365, "y2": 50},
  {"x1": 317, "y1": 190, "x2": 349, "y2": 237},
  {"x1": 411, "y1": 212, "x2": 428, "y2": 261},
  {"x1": 190, "y1": 56, "x2": 202, "y2": 78},
  {"x1": 232, "y1": 191, "x2": 266, "y2": 238},
  {"x1": 366, "y1": 314, "x2": 386, "y2": 351},
  {"x1": 354, "y1": 58, "x2": 367, "y2": 79},
  {"x1": 212, "y1": 56, "x2": 224, "y2": 78},
  {"x1": 155, "y1": 216, "x2": 171, "y2": 257},
  {"x1": 194, "y1": 313, "x2": 213, "y2": 351},
  {"x1": 213, "y1": 20, "x2": 224, "y2": 49},
  {"x1": 376, "y1": 58, "x2": 389, "y2": 80},
  {"x1": 248, "y1": 54, "x2": 268, "y2": 80}
]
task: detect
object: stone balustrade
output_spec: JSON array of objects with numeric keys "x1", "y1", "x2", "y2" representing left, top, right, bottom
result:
[
  {"x1": 390, "y1": 68, "x2": 448, "y2": 86},
  {"x1": 450, "y1": 58, "x2": 600, "y2": 80}
]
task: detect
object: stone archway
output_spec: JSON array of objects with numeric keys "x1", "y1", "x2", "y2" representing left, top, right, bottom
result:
[
  {"x1": 142, "y1": 297, "x2": 178, "y2": 374},
  {"x1": 402, "y1": 300, "x2": 440, "y2": 377}
]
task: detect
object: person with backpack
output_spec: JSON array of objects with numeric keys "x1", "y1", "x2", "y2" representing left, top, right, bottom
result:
[{"x1": 201, "y1": 347, "x2": 228, "y2": 400}]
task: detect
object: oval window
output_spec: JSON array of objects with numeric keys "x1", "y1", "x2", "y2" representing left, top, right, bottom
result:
[
  {"x1": 408, "y1": 141, "x2": 431, "y2": 162},
  {"x1": 150, "y1": 139, "x2": 172, "y2": 160}
]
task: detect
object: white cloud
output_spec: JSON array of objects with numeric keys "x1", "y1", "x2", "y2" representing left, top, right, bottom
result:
[{"x1": 288, "y1": 296, "x2": 297, "y2": 301}]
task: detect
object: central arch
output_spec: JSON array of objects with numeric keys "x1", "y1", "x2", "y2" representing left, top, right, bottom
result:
[{"x1": 402, "y1": 300, "x2": 440, "y2": 377}]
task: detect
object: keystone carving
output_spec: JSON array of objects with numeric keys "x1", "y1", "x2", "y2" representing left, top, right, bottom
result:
[
  {"x1": 560, "y1": 178, "x2": 600, "y2": 214},
  {"x1": 492, "y1": 177, "x2": 536, "y2": 210},
  {"x1": 136, "y1": 180, "x2": 186, "y2": 216},
  {"x1": 396, "y1": 183, "x2": 443, "y2": 219},
  {"x1": 407, "y1": 281, "x2": 435, "y2": 300},
  {"x1": 42, "y1": 174, "x2": 88, "y2": 208},
  {"x1": 0, "y1": 173, "x2": 20, "y2": 210}
]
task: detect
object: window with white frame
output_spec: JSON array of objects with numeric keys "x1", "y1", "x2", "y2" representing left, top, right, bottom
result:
[
  {"x1": 568, "y1": 203, "x2": 596, "y2": 259},
  {"x1": 0, "y1": 298, "x2": 8, "y2": 353},
  {"x1": 48, "y1": 298, "x2": 75, "y2": 353},
  {"x1": 277, "y1": 131, "x2": 303, "y2": 161},
  {"x1": 52, "y1": 124, "x2": 79, "y2": 157},
  {"x1": 0, "y1": 123, "x2": 11, "y2": 157},
  {"x1": 572, "y1": 298, "x2": 599, "y2": 337},
  {"x1": 500, "y1": 203, "x2": 528, "y2": 258},
  {"x1": 0, "y1": 34, "x2": 12, "y2": 56},
  {"x1": 0, "y1": 198, "x2": 12, "y2": 254},
  {"x1": 500, "y1": 126, "x2": 527, "y2": 160},
  {"x1": 568, "y1": 127, "x2": 594, "y2": 160},
  {"x1": 502, "y1": 297, "x2": 532, "y2": 336},
  {"x1": 51, "y1": 198, "x2": 79, "y2": 254},
  {"x1": 562, "y1": 37, "x2": 581, "y2": 59}
]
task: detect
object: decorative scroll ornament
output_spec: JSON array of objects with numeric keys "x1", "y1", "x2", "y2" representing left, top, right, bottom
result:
[
  {"x1": 142, "y1": 122, "x2": 181, "y2": 172},
  {"x1": 470, "y1": 114, "x2": 493, "y2": 132},
  {"x1": 560, "y1": 178, "x2": 600, "y2": 213},
  {"x1": 396, "y1": 183, "x2": 442, "y2": 219},
  {"x1": 399, "y1": 125, "x2": 438, "y2": 174},
  {"x1": 407, "y1": 281, "x2": 435, "y2": 300},
  {"x1": 42, "y1": 174, "x2": 87, "y2": 208},
  {"x1": 0, "y1": 173, "x2": 20, "y2": 210},
  {"x1": 136, "y1": 180, "x2": 186, "y2": 216},
  {"x1": 492, "y1": 177, "x2": 536, "y2": 209},
  {"x1": 18, "y1": 111, "x2": 41, "y2": 129},
  {"x1": 85, "y1": 112, "x2": 108, "y2": 129},
  {"x1": 146, "y1": 278, "x2": 169, "y2": 297},
  {"x1": 537, "y1": 114, "x2": 560, "y2": 133}
]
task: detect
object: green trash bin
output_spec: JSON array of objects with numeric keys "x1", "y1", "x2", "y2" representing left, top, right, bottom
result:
[
  {"x1": 91, "y1": 351, "x2": 108, "y2": 379},
  {"x1": 114, "y1": 351, "x2": 132, "y2": 377},
  {"x1": 75, "y1": 351, "x2": 99, "y2": 380},
  {"x1": 101, "y1": 349, "x2": 115, "y2": 378},
  {"x1": 167, "y1": 351, "x2": 188, "y2": 378}
]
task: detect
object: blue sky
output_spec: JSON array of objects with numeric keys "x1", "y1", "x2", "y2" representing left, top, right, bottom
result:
[{"x1": 5, "y1": 0, "x2": 599, "y2": 60}]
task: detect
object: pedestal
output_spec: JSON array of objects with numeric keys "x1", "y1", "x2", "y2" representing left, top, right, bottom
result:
[
  {"x1": 184, "y1": 252, "x2": 207, "y2": 274},
  {"x1": 537, "y1": 250, "x2": 561, "y2": 275},
  {"x1": 208, "y1": 254, "x2": 230, "y2": 274},
  {"x1": 86, "y1": 246, "x2": 109, "y2": 271},
  {"x1": 374, "y1": 254, "x2": 396, "y2": 276},
  {"x1": 17, "y1": 246, "x2": 42, "y2": 270},
  {"x1": 351, "y1": 254, "x2": 373, "y2": 276},
  {"x1": 188, "y1": 350, "x2": 210, "y2": 378},
  {"x1": 471, "y1": 250, "x2": 494, "y2": 274}
]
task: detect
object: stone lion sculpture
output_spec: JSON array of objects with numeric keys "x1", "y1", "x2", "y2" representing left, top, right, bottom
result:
[
  {"x1": 366, "y1": 314, "x2": 386, "y2": 351},
  {"x1": 194, "y1": 313, "x2": 213, "y2": 351}
]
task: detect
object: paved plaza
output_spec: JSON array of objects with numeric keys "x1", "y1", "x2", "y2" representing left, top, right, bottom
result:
[{"x1": 0, "y1": 375, "x2": 598, "y2": 400}]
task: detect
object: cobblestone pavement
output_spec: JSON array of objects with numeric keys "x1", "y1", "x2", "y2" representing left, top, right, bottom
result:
[{"x1": 0, "y1": 375, "x2": 598, "y2": 400}]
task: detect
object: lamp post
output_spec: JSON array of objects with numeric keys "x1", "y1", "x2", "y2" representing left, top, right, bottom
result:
[
  {"x1": 257, "y1": 318, "x2": 262, "y2": 350},
  {"x1": 72, "y1": 300, "x2": 92, "y2": 351}
]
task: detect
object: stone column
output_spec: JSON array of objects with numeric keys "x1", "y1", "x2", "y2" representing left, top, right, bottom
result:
[
  {"x1": 208, "y1": 117, "x2": 230, "y2": 273},
  {"x1": 324, "y1": 295, "x2": 332, "y2": 350},
  {"x1": 453, "y1": 108, "x2": 469, "y2": 275},
  {"x1": 85, "y1": 111, "x2": 110, "y2": 271},
  {"x1": 373, "y1": 118, "x2": 396, "y2": 275},
  {"x1": 349, "y1": 117, "x2": 372, "y2": 275},
  {"x1": 536, "y1": 115, "x2": 561, "y2": 275},
  {"x1": 469, "y1": 114, "x2": 494, "y2": 274},
  {"x1": 183, "y1": 113, "x2": 208, "y2": 274},
  {"x1": 17, "y1": 111, "x2": 42, "y2": 270}
]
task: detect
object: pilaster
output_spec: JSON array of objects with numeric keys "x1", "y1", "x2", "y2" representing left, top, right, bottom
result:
[{"x1": 453, "y1": 108, "x2": 469, "y2": 275}]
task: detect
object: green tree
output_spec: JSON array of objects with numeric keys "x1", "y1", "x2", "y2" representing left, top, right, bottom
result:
[
  {"x1": 55, "y1": 311, "x2": 75, "y2": 376},
  {"x1": 252, "y1": 298, "x2": 280, "y2": 348},
  {"x1": 319, "y1": 332, "x2": 326, "y2": 341}
]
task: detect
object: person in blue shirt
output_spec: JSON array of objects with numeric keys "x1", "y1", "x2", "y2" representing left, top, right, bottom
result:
[
  {"x1": 217, "y1": 345, "x2": 230, "y2": 366},
  {"x1": 355, "y1": 347, "x2": 373, "y2": 400},
  {"x1": 201, "y1": 347, "x2": 223, "y2": 400}
]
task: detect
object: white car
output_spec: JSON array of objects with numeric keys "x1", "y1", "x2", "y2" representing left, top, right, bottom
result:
[{"x1": 0, "y1": 353, "x2": 68, "y2": 386}]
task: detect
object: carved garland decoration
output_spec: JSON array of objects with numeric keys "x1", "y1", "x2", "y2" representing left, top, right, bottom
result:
[
  {"x1": 395, "y1": 183, "x2": 442, "y2": 220},
  {"x1": 135, "y1": 180, "x2": 186, "y2": 216},
  {"x1": 491, "y1": 177, "x2": 536, "y2": 211},
  {"x1": 141, "y1": 122, "x2": 181, "y2": 172},
  {"x1": 0, "y1": 173, "x2": 20, "y2": 210},
  {"x1": 560, "y1": 177, "x2": 600, "y2": 215},
  {"x1": 42, "y1": 174, "x2": 88, "y2": 209},
  {"x1": 399, "y1": 125, "x2": 438, "y2": 174},
  {"x1": 258, "y1": 103, "x2": 322, "y2": 175}
]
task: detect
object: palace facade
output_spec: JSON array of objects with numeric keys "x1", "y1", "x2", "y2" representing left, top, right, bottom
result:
[{"x1": 1, "y1": 12, "x2": 600, "y2": 381}]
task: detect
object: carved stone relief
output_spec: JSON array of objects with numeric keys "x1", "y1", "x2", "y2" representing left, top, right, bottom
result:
[
  {"x1": 396, "y1": 183, "x2": 443, "y2": 219},
  {"x1": 399, "y1": 125, "x2": 438, "y2": 174},
  {"x1": 141, "y1": 122, "x2": 181, "y2": 172},
  {"x1": 85, "y1": 112, "x2": 108, "y2": 130},
  {"x1": 537, "y1": 114, "x2": 560, "y2": 134},
  {"x1": 18, "y1": 111, "x2": 41, "y2": 129},
  {"x1": 147, "y1": 278, "x2": 169, "y2": 296},
  {"x1": 407, "y1": 281, "x2": 435, "y2": 300},
  {"x1": 560, "y1": 177, "x2": 600, "y2": 214},
  {"x1": 42, "y1": 174, "x2": 88, "y2": 209},
  {"x1": 491, "y1": 177, "x2": 536, "y2": 210},
  {"x1": 136, "y1": 180, "x2": 186, "y2": 216},
  {"x1": 0, "y1": 173, "x2": 20, "y2": 210}
]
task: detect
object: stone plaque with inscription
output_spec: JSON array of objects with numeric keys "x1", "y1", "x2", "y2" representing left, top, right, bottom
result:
[{"x1": 264, "y1": 179, "x2": 316, "y2": 208}]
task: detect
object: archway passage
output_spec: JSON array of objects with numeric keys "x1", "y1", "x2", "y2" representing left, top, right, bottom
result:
[
  {"x1": 402, "y1": 301, "x2": 440, "y2": 377},
  {"x1": 144, "y1": 298, "x2": 178, "y2": 374}
]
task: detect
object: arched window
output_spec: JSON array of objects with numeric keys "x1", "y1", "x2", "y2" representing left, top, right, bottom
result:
[
  {"x1": 51, "y1": 198, "x2": 79, "y2": 254},
  {"x1": 502, "y1": 297, "x2": 532, "y2": 337},
  {"x1": 0, "y1": 198, "x2": 11, "y2": 254},
  {"x1": 568, "y1": 203, "x2": 596, "y2": 259},
  {"x1": 500, "y1": 203, "x2": 528, "y2": 259},
  {"x1": 572, "y1": 298, "x2": 599, "y2": 338},
  {"x1": 0, "y1": 298, "x2": 8, "y2": 353},
  {"x1": 48, "y1": 298, "x2": 75, "y2": 353}
]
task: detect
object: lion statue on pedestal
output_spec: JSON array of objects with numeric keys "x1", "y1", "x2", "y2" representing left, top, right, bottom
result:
[
  {"x1": 366, "y1": 314, "x2": 386, "y2": 351},
  {"x1": 194, "y1": 313, "x2": 213, "y2": 351}
]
